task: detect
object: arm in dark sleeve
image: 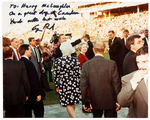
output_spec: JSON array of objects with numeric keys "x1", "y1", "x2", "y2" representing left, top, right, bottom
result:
[
  {"x1": 28, "y1": 62, "x2": 44, "y2": 97},
  {"x1": 54, "y1": 59, "x2": 60, "y2": 88},
  {"x1": 71, "y1": 39, "x2": 81, "y2": 47},
  {"x1": 21, "y1": 62, "x2": 31, "y2": 97},
  {"x1": 80, "y1": 63, "x2": 89, "y2": 104},
  {"x1": 111, "y1": 61, "x2": 121, "y2": 97},
  {"x1": 53, "y1": 46, "x2": 62, "y2": 59}
]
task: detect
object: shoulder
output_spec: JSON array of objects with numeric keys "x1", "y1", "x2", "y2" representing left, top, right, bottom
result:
[
  {"x1": 121, "y1": 71, "x2": 138, "y2": 83},
  {"x1": 20, "y1": 57, "x2": 30, "y2": 64},
  {"x1": 88, "y1": 40, "x2": 93, "y2": 45},
  {"x1": 116, "y1": 37, "x2": 121, "y2": 40},
  {"x1": 125, "y1": 51, "x2": 135, "y2": 59},
  {"x1": 142, "y1": 37, "x2": 146, "y2": 40},
  {"x1": 78, "y1": 53, "x2": 83, "y2": 58},
  {"x1": 13, "y1": 60, "x2": 26, "y2": 68}
]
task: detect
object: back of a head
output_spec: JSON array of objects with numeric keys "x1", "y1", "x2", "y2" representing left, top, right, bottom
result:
[
  {"x1": 84, "y1": 34, "x2": 90, "y2": 40},
  {"x1": 3, "y1": 46, "x2": 13, "y2": 59},
  {"x1": 94, "y1": 41, "x2": 106, "y2": 53},
  {"x1": 3, "y1": 37, "x2": 11, "y2": 47},
  {"x1": 60, "y1": 42, "x2": 73, "y2": 56},
  {"x1": 19, "y1": 44, "x2": 29, "y2": 56}
]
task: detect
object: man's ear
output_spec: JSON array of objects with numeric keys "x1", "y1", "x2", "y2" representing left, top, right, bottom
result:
[{"x1": 130, "y1": 44, "x2": 133, "y2": 50}]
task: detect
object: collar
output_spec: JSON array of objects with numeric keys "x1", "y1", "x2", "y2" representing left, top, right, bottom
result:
[
  {"x1": 22, "y1": 55, "x2": 29, "y2": 60},
  {"x1": 10, "y1": 46, "x2": 17, "y2": 51},
  {"x1": 112, "y1": 37, "x2": 115, "y2": 41},
  {"x1": 95, "y1": 54, "x2": 103, "y2": 57}
]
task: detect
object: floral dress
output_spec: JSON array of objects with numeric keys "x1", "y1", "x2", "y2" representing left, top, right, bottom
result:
[{"x1": 54, "y1": 56, "x2": 82, "y2": 107}]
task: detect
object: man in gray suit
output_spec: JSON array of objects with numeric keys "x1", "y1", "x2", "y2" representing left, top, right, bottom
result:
[
  {"x1": 80, "y1": 41, "x2": 121, "y2": 118},
  {"x1": 117, "y1": 46, "x2": 148, "y2": 118},
  {"x1": 28, "y1": 37, "x2": 44, "y2": 78}
]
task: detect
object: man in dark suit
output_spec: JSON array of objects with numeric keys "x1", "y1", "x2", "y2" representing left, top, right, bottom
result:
[
  {"x1": 118, "y1": 46, "x2": 148, "y2": 117},
  {"x1": 83, "y1": 34, "x2": 95, "y2": 60},
  {"x1": 80, "y1": 41, "x2": 121, "y2": 118},
  {"x1": 119, "y1": 29, "x2": 130, "y2": 76},
  {"x1": 123, "y1": 34, "x2": 144, "y2": 75},
  {"x1": 108, "y1": 30, "x2": 122, "y2": 77},
  {"x1": 142, "y1": 29, "x2": 148, "y2": 46},
  {"x1": 10, "y1": 38, "x2": 20, "y2": 61},
  {"x1": 19, "y1": 44, "x2": 45, "y2": 117},
  {"x1": 3, "y1": 47, "x2": 30, "y2": 117},
  {"x1": 53, "y1": 34, "x2": 82, "y2": 59}
]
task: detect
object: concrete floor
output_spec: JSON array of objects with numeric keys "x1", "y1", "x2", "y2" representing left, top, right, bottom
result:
[{"x1": 44, "y1": 104, "x2": 128, "y2": 118}]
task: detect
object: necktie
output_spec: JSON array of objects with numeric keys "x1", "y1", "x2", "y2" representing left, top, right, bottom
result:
[
  {"x1": 110, "y1": 39, "x2": 113, "y2": 45},
  {"x1": 34, "y1": 47, "x2": 41, "y2": 63},
  {"x1": 34, "y1": 47, "x2": 38, "y2": 61},
  {"x1": 16, "y1": 49, "x2": 20, "y2": 60}
]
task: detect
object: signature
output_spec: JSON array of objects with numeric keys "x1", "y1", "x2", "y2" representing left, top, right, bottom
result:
[{"x1": 32, "y1": 23, "x2": 55, "y2": 33}]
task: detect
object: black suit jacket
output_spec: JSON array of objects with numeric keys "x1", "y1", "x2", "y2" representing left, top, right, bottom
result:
[
  {"x1": 142, "y1": 37, "x2": 148, "y2": 46},
  {"x1": 3, "y1": 59, "x2": 30, "y2": 108},
  {"x1": 118, "y1": 38, "x2": 129, "y2": 76},
  {"x1": 80, "y1": 56, "x2": 121, "y2": 110},
  {"x1": 53, "y1": 39, "x2": 81, "y2": 59},
  {"x1": 123, "y1": 51, "x2": 138, "y2": 76},
  {"x1": 85, "y1": 40, "x2": 94, "y2": 60},
  {"x1": 108, "y1": 37, "x2": 122, "y2": 75},
  {"x1": 20, "y1": 57, "x2": 45, "y2": 100},
  {"x1": 108, "y1": 37, "x2": 121, "y2": 60}
]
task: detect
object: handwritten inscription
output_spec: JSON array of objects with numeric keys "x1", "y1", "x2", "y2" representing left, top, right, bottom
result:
[{"x1": 9, "y1": 3, "x2": 80, "y2": 32}]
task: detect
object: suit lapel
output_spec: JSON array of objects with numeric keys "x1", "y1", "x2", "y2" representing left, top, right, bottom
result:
[{"x1": 137, "y1": 79, "x2": 148, "y2": 105}]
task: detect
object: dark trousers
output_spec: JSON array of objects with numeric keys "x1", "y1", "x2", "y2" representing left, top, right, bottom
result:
[
  {"x1": 4, "y1": 104, "x2": 25, "y2": 118},
  {"x1": 25, "y1": 99, "x2": 44, "y2": 118},
  {"x1": 46, "y1": 71, "x2": 53, "y2": 82},
  {"x1": 92, "y1": 108, "x2": 117, "y2": 118}
]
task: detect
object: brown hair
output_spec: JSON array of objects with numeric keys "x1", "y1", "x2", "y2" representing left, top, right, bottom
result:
[
  {"x1": 126, "y1": 34, "x2": 141, "y2": 50},
  {"x1": 123, "y1": 29, "x2": 129, "y2": 33},
  {"x1": 3, "y1": 46, "x2": 13, "y2": 58},
  {"x1": 58, "y1": 34, "x2": 64, "y2": 40},
  {"x1": 19, "y1": 44, "x2": 30, "y2": 56},
  {"x1": 10, "y1": 38, "x2": 17, "y2": 43},
  {"x1": 108, "y1": 30, "x2": 115, "y2": 34},
  {"x1": 3, "y1": 36, "x2": 11, "y2": 47},
  {"x1": 136, "y1": 46, "x2": 148, "y2": 56},
  {"x1": 28, "y1": 37, "x2": 34, "y2": 43},
  {"x1": 84, "y1": 34, "x2": 90, "y2": 40}
]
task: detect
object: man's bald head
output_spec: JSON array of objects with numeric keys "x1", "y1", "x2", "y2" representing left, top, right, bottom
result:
[{"x1": 93, "y1": 41, "x2": 106, "y2": 54}]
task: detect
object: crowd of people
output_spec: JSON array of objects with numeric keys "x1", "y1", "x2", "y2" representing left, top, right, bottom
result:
[
  {"x1": 3, "y1": 27, "x2": 148, "y2": 118},
  {"x1": 53, "y1": 11, "x2": 148, "y2": 41}
]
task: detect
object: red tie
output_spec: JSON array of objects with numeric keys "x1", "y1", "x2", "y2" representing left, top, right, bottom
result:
[{"x1": 16, "y1": 49, "x2": 20, "y2": 60}]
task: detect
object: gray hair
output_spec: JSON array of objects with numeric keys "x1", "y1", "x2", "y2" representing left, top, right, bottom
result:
[
  {"x1": 60, "y1": 42, "x2": 73, "y2": 56},
  {"x1": 79, "y1": 42, "x2": 89, "y2": 50},
  {"x1": 94, "y1": 41, "x2": 106, "y2": 52}
]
